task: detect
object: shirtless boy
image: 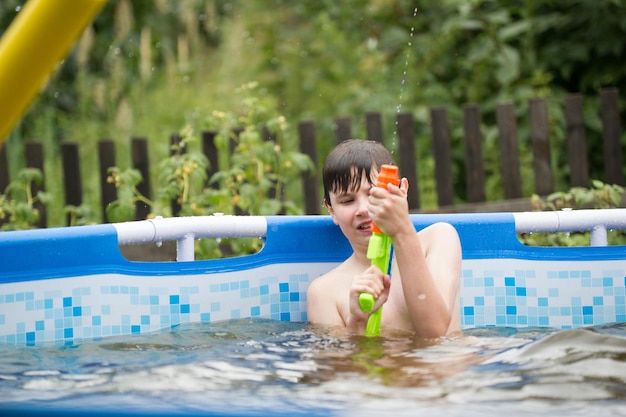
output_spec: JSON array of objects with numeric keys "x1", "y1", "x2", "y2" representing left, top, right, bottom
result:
[{"x1": 306, "y1": 139, "x2": 462, "y2": 338}]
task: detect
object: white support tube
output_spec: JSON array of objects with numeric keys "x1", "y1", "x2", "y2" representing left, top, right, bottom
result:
[
  {"x1": 590, "y1": 225, "x2": 608, "y2": 247},
  {"x1": 110, "y1": 209, "x2": 626, "y2": 262},
  {"x1": 177, "y1": 234, "x2": 196, "y2": 262},
  {"x1": 113, "y1": 215, "x2": 268, "y2": 246},
  {"x1": 514, "y1": 208, "x2": 626, "y2": 247}
]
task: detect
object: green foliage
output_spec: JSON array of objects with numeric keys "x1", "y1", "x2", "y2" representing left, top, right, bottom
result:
[
  {"x1": 65, "y1": 204, "x2": 98, "y2": 227},
  {"x1": 157, "y1": 128, "x2": 210, "y2": 216},
  {"x1": 0, "y1": 169, "x2": 50, "y2": 230},
  {"x1": 532, "y1": 0, "x2": 626, "y2": 93},
  {"x1": 519, "y1": 181, "x2": 626, "y2": 246},
  {"x1": 2, "y1": 0, "x2": 626, "y2": 226},
  {"x1": 105, "y1": 167, "x2": 149, "y2": 222},
  {"x1": 202, "y1": 82, "x2": 314, "y2": 217},
  {"x1": 240, "y1": 0, "x2": 626, "y2": 203},
  {"x1": 106, "y1": 83, "x2": 314, "y2": 258},
  {"x1": 0, "y1": 168, "x2": 96, "y2": 230},
  {"x1": 531, "y1": 180, "x2": 626, "y2": 211}
]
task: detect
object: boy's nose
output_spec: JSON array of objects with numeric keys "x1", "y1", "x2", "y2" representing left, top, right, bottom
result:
[{"x1": 356, "y1": 195, "x2": 369, "y2": 216}]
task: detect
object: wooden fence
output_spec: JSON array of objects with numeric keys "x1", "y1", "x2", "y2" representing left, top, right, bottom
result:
[{"x1": 0, "y1": 88, "x2": 623, "y2": 228}]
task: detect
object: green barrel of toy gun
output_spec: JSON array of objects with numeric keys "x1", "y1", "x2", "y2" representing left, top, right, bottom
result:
[{"x1": 359, "y1": 233, "x2": 392, "y2": 337}]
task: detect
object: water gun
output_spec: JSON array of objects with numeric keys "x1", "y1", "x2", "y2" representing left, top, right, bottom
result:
[{"x1": 358, "y1": 164, "x2": 400, "y2": 337}]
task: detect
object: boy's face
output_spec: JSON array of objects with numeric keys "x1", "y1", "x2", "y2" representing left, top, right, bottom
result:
[{"x1": 325, "y1": 172, "x2": 376, "y2": 251}]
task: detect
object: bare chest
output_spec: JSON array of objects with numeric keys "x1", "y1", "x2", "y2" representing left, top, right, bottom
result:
[{"x1": 381, "y1": 275, "x2": 414, "y2": 331}]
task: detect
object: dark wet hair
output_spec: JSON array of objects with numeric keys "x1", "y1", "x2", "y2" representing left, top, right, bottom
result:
[{"x1": 322, "y1": 139, "x2": 396, "y2": 206}]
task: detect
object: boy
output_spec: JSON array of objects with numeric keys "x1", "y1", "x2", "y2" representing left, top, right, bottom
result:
[{"x1": 306, "y1": 139, "x2": 462, "y2": 338}]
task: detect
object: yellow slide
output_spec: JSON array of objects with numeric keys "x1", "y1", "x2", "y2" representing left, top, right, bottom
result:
[{"x1": 0, "y1": 0, "x2": 106, "y2": 145}]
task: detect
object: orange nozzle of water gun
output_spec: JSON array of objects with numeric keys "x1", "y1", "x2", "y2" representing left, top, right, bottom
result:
[{"x1": 371, "y1": 164, "x2": 400, "y2": 235}]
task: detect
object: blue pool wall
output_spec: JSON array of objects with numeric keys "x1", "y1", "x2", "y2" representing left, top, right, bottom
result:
[{"x1": 0, "y1": 213, "x2": 625, "y2": 345}]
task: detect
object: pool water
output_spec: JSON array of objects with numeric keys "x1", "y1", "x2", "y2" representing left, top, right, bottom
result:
[{"x1": 1, "y1": 319, "x2": 625, "y2": 416}]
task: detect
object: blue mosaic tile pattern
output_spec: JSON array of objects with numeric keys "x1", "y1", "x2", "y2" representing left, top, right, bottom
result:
[
  {"x1": 460, "y1": 259, "x2": 626, "y2": 329},
  {"x1": 0, "y1": 263, "x2": 331, "y2": 345},
  {"x1": 1, "y1": 259, "x2": 625, "y2": 345}
]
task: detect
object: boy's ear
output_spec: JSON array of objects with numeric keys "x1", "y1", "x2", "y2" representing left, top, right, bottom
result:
[
  {"x1": 401, "y1": 177, "x2": 409, "y2": 194},
  {"x1": 323, "y1": 200, "x2": 338, "y2": 224}
]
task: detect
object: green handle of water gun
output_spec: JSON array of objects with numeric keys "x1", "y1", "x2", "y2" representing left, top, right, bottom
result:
[
  {"x1": 359, "y1": 293, "x2": 382, "y2": 337},
  {"x1": 359, "y1": 292, "x2": 375, "y2": 312}
]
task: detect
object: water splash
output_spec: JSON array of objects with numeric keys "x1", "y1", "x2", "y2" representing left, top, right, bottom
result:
[{"x1": 392, "y1": 7, "x2": 418, "y2": 144}]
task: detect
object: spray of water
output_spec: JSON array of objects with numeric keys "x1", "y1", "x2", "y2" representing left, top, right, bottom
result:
[{"x1": 392, "y1": 7, "x2": 418, "y2": 146}]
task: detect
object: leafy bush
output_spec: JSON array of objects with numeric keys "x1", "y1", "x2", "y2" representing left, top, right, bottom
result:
[
  {"x1": 0, "y1": 169, "x2": 50, "y2": 230},
  {"x1": 106, "y1": 83, "x2": 314, "y2": 258},
  {"x1": 0, "y1": 168, "x2": 95, "y2": 230}
]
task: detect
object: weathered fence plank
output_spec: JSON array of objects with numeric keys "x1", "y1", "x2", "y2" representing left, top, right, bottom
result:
[
  {"x1": 529, "y1": 98, "x2": 554, "y2": 196},
  {"x1": 0, "y1": 144, "x2": 7, "y2": 228},
  {"x1": 365, "y1": 112, "x2": 384, "y2": 143},
  {"x1": 202, "y1": 130, "x2": 219, "y2": 189},
  {"x1": 262, "y1": 126, "x2": 282, "y2": 206},
  {"x1": 496, "y1": 102, "x2": 523, "y2": 199},
  {"x1": 98, "y1": 139, "x2": 117, "y2": 223},
  {"x1": 169, "y1": 133, "x2": 183, "y2": 216},
  {"x1": 335, "y1": 117, "x2": 352, "y2": 143},
  {"x1": 396, "y1": 112, "x2": 420, "y2": 210},
  {"x1": 25, "y1": 141, "x2": 46, "y2": 228},
  {"x1": 0, "y1": 143, "x2": 8, "y2": 193},
  {"x1": 564, "y1": 93, "x2": 589, "y2": 188},
  {"x1": 600, "y1": 87, "x2": 624, "y2": 186},
  {"x1": 298, "y1": 120, "x2": 320, "y2": 215},
  {"x1": 463, "y1": 104, "x2": 486, "y2": 203},
  {"x1": 430, "y1": 107, "x2": 454, "y2": 207},
  {"x1": 131, "y1": 137, "x2": 151, "y2": 220},
  {"x1": 61, "y1": 141, "x2": 82, "y2": 225}
]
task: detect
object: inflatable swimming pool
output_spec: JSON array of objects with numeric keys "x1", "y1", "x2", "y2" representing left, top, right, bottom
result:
[{"x1": 1, "y1": 210, "x2": 625, "y2": 345}]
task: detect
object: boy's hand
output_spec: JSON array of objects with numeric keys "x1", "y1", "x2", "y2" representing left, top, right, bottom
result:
[
  {"x1": 367, "y1": 177, "x2": 411, "y2": 238},
  {"x1": 348, "y1": 265, "x2": 391, "y2": 326}
]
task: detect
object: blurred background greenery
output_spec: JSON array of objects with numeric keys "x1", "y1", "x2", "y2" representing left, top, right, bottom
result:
[{"x1": 1, "y1": 0, "x2": 626, "y2": 226}]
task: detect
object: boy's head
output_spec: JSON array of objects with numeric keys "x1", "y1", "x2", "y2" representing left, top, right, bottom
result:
[{"x1": 322, "y1": 139, "x2": 396, "y2": 207}]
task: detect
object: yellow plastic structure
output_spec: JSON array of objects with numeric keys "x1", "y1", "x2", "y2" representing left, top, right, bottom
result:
[{"x1": 0, "y1": 0, "x2": 106, "y2": 144}]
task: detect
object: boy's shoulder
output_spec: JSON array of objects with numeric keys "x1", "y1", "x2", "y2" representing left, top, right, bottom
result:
[
  {"x1": 307, "y1": 262, "x2": 353, "y2": 293},
  {"x1": 309, "y1": 265, "x2": 342, "y2": 288}
]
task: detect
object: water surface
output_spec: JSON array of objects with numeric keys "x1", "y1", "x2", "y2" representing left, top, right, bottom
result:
[{"x1": 1, "y1": 319, "x2": 625, "y2": 416}]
